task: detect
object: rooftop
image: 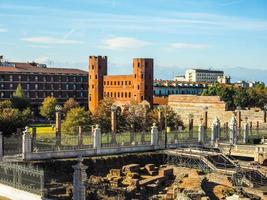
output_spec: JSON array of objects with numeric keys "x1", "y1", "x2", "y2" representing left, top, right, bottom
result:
[{"x1": 0, "y1": 61, "x2": 87, "y2": 75}]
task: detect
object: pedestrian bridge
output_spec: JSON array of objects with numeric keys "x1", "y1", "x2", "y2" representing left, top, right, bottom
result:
[{"x1": 219, "y1": 143, "x2": 267, "y2": 165}]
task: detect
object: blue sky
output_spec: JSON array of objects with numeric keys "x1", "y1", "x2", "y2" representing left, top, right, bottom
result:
[{"x1": 0, "y1": 0, "x2": 267, "y2": 79}]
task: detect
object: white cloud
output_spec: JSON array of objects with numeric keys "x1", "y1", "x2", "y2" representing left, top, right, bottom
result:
[
  {"x1": 101, "y1": 37, "x2": 151, "y2": 50},
  {"x1": 0, "y1": 28, "x2": 7, "y2": 32},
  {"x1": 22, "y1": 36, "x2": 81, "y2": 45},
  {"x1": 169, "y1": 43, "x2": 210, "y2": 49}
]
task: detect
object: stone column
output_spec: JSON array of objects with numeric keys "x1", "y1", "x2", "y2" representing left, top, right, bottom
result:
[
  {"x1": 22, "y1": 127, "x2": 32, "y2": 160},
  {"x1": 78, "y1": 126, "x2": 83, "y2": 146},
  {"x1": 0, "y1": 132, "x2": 3, "y2": 158},
  {"x1": 229, "y1": 116, "x2": 237, "y2": 145},
  {"x1": 211, "y1": 117, "x2": 220, "y2": 145},
  {"x1": 151, "y1": 123, "x2": 158, "y2": 147},
  {"x1": 243, "y1": 122, "x2": 249, "y2": 144},
  {"x1": 198, "y1": 123, "x2": 205, "y2": 144},
  {"x1": 55, "y1": 107, "x2": 62, "y2": 147},
  {"x1": 72, "y1": 158, "x2": 87, "y2": 200},
  {"x1": 93, "y1": 125, "x2": 101, "y2": 149},
  {"x1": 111, "y1": 106, "x2": 117, "y2": 144}
]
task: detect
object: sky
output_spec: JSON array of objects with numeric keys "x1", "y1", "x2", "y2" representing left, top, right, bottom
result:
[{"x1": 0, "y1": 0, "x2": 267, "y2": 80}]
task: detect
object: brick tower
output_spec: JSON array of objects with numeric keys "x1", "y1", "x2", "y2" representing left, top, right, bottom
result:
[
  {"x1": 132, "y1": 58, "x2": 154, "y2": 106},
  {"x1": 88, "y1": 56, "x2": 107, "y2": 113}
]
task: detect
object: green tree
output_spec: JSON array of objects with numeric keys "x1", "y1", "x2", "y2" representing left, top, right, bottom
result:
[
  {"x1": 0, "y1": 100, "x2": 31, "y2": 135},
  {"x1": 39, "y1": 96, "x2": 57, "y2": 121},
  {"x1": 93, "y1": 98, "x2": 114, "y2": 133},
  {"x1": 11, "y1": 84, "x2": 29, "y2": 110},
  {"x1": 62, "y1": 107, "x2": 92, "y2": 135},
  {"x1": 63, "y1": 98, "x2": 79, "y2": 113}
]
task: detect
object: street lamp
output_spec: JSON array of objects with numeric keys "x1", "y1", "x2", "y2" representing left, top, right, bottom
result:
[
  {"x1": 203, "y1": 106, "x2": 208, "y2": 129},
  {"x1": 236, "y1": 106, "x2": 241, "y2": 130},
  {"x1": 264, "y1": 104, "x2": 267, "y2": 123}
]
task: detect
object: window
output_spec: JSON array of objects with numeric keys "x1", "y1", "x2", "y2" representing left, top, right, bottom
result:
[
  {"x1": 89, "y1": 95, "x2": 92, "y2": 101},
  {"x1": 110, "y1": 92, "x2": 113, "y2": 97},
  {"x1": 95, "y1": 75, "x2": 97, "y2": 79},
  {"x1": 9, "y1": 75, "x2": 13, "y2": 81},
  {"x1": 114, "y1": 93, "x2": 116, "y2": 97},
  {"x1": 121, "y1": 92, "x2": 123, "y2": 98},
  {"x1": 92, "y1": 84, "x2": 94, "y2": 89},
  {"x1": 107, "y1": 81, "x2": 109, "y2": 85},
  {"x1": 18, "y1": 75, "x2": 22, "y2": 81},
  {"x1": 104, "y1": 81, "x2": 106, "y2": 85},
  {"x1": 129, "y1": 92, "x2": 131, "y2": 98},
  {"x1": 66, "y1": 84, "x2": 69, "y2": 90},
  {"x1": 129, "y1": 81, "x2": 131, "y2": 85},
  {"x1": 35, "y1": 76, "x2": 38, "y2": 81},
  {"x1": 90, "y1": 75, "x2": 91, "y2": 79},
  {"x1": 138, "y1": 63, "x2": 140, "y2": 67},
  {"x1": 138, "y1": 85, "x2": 140, "y2": 90},
  {"x1": 121, "y1": 81, "x2": 123, "y2": 85},
  {"x1": 118, "y1": 81, "x2": 120, "y2": 85},
  {"x1": 92, "y1": 65, "x2": 94, "y2": 70},
  {"x1": 141, "y1": 96, "x2": 144, "y2": 100},
  {"x1": 35, "y1": 84, "x2": 38, "y2": 90},
  {"x1": 73, "y1": 84, "x2": 76, "y2": 90},
  {"x1": 125, "y1": 81, "x2": 127, "y2": 85},
  {"x1": 10, "y1": 84, "x2": 13, "y2": 89},
  {"x1": 114, "y1": 81, "x2": 116, "y2": 85},
  {"x1": 134, "y1": 74, "x2": 137, "y2": 78},
  {"x1": 141, "y1": 74, "x2": 143, "y2": 79},
  {"x1": 125, "y1": 92, "x2": 127, "y2": 98},
  {"x1": 111, "y1": 81, "x2": 113, "y2": 85},
  {"x1": 118, "y1": 92, "x2": 120, "y2": 98},
  {"x1": 0, "y1": 92, "x2": 4, "y2": 97}
]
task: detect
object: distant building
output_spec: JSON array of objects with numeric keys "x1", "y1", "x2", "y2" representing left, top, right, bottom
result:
[
  {"x1": 88, "y1": 56, "x2": 153, "y2": 113},
  {"x1": 217, "y1": 75, "x2": 231, "y2": 84},
  {"x1": 174, "y1": 75, "x2": 186, "y2": 82},
  {"x1": 0, "y1": 60, "x2": 88, "y2": 110},
  {"x1": 153, "y1": 80, "x2": 208, "y2": 97},
  {"x1": 235, "y1": 80, "x2": 264, "y2": 88},
  {"x1": 185, "y1": 69, "x2": 224, "y2": 83}
]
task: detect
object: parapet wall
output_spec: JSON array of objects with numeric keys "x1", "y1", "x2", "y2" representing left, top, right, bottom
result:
[{"x1": 168, "y1": 95, "x2": 266, "y2": 127}]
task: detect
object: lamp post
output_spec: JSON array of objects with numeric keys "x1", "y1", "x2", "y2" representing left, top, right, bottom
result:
[
  {"x1": 55, "y1": 105, "x2": 63, "y2": 146},
  {"x1": 203, "y1": 106, "x2": 208, "y2": 130},
  {"x1": 111, "y1": 104, "x2": 118, "y2": 144},
  {"x1": 264, "y1": 104, "x2": 267, "y2": 123},
  {"x1": 188, "y1": 113, "x2": 194, "y2": 139},
  {"x1": 236, "y1": 106, "x2": 242, "y2": 130}
]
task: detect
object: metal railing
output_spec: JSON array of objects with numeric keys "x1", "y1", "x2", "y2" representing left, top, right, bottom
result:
[{"x1": 0, "y1": 162, "x2": 44, "y2": 195}]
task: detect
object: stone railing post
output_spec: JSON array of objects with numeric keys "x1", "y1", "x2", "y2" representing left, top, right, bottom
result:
[
  {"x1": 151, "y1": 123, "x2": 158, "y2": 147},
  {"x1": 78, "y1": 126, "x2": 83, "y2": 146},
  {"x1": 111, "y1": 105, "x2": 117, "y2": 144},
  {"x1": 72, "y1": 157, "x2": 87, "y2": 200},
  {"x1": 93, "y1": 125, "x2": 101, "y2": 149},
  {"x1": 229, "y1": 116, "x2": 237, "y2": 145},
  {"x1": 211, "y1": 117, "x2": 220, "y2": 145},
  {"x1": 0, "y1": 131, "x2": 3, "y2": 159},
  {"x1": 243, "y1": 122, "x2": 249, "y2": 144},
  {"x1": 22, "y1": 126, "x2": 32, "y2": 160},
  {"x1": 198, "y1": 123, "x2": 205, "y2": 144}
]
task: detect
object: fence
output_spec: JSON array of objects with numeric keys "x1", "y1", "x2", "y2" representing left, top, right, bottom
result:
[
  {"x1": 0, "y1": 162, "x2": 44, "y2": 195},
  {"x1": 3, "y1": 135, "x2": 22, "y2": 156}
]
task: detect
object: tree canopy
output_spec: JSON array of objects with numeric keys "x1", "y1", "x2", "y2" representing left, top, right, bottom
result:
[
  {"x1": 0, "y1": 100, "x2": 31, "y2": 135},
  {"x1": 62, "y1": 107, "x2": 92, "y2": 135},
  {"x1": 202, "y1": 83, "x2": 267, "y2": 110},
  {"x1": 39, "y1": 96, "x2": 57, "y2": 120}
]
